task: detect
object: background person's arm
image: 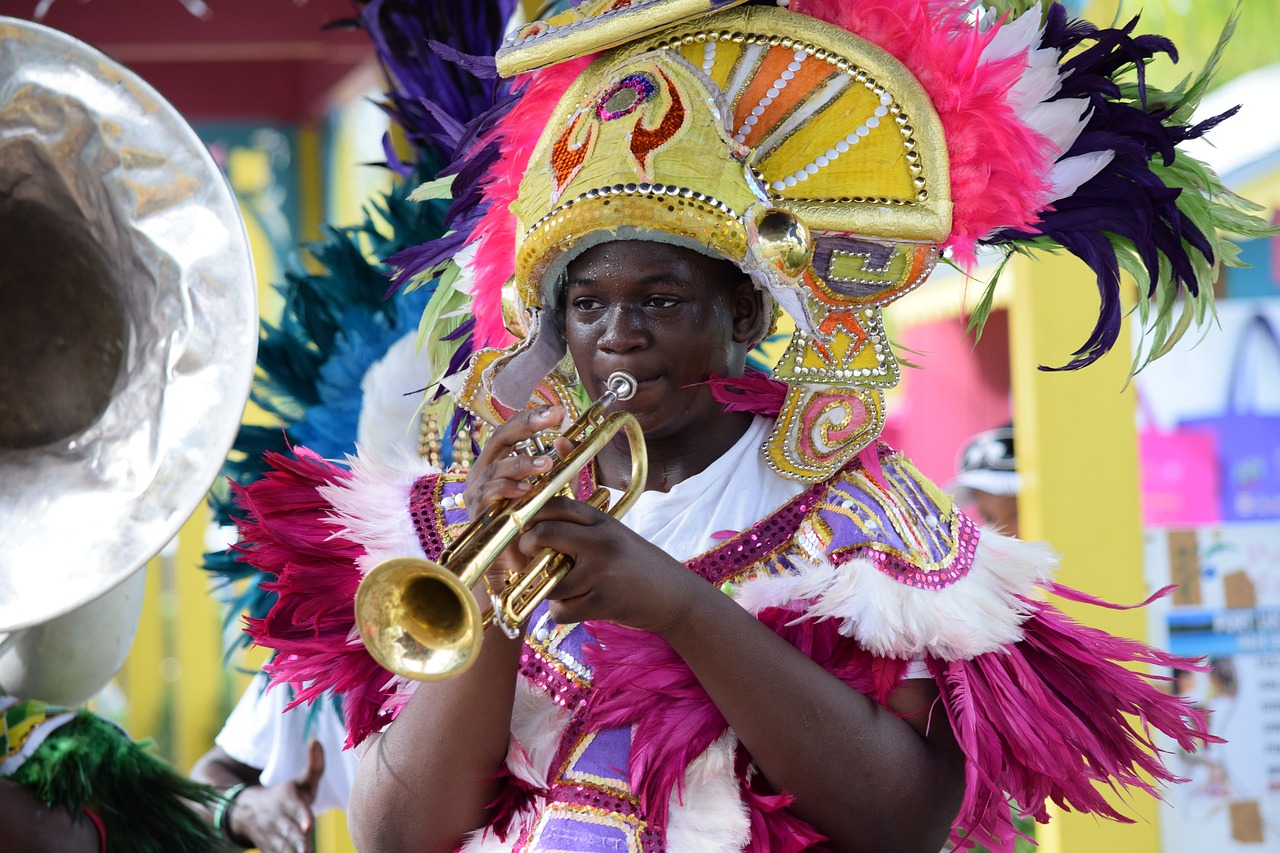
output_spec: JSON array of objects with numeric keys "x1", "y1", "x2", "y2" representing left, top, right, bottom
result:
[{"x1": 0, "y1": 778, "x2": 100, "y2": 853}]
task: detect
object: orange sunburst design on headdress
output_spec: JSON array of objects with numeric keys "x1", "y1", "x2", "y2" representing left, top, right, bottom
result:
[
  {"x1": 628, "y1": 69, "x2": 686, "y2": 178},
  {"x1": 730, "y1": 47, "x2": 838, "y2": 150},
  {"x1": 549, "y1": 109, "x2": 596, "y2": 205}
]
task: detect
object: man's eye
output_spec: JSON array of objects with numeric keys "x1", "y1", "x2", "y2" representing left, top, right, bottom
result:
[
  {"x1": 647, "y1": 296, "x2": 679, "y2": 308},
  {"x1": 572, "y1": 298, "x2": 602, "y2": 311}
]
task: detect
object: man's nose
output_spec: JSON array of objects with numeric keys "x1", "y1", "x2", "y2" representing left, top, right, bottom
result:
[{"x1": 598, "y1": 305, "x2": 647, "y2": 351}]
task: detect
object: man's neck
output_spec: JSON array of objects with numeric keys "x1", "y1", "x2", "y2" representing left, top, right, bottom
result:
[{"x1": 595, "y1": 411, "x2": 755, "y2": 493}]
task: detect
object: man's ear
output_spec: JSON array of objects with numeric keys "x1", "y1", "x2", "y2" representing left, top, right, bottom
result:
[{"x1": 731, "y1": 277, "x2": 766, "y2": 344}]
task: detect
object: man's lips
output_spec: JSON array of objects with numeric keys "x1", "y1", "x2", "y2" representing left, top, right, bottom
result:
[{"x1": 599, "y1": 371, "x2": 661, "y2": 393}]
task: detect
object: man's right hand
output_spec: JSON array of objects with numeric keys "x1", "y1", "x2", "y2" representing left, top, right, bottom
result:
[{"x1": 227, "y1": 739, "x2": 325, "y2": 853}]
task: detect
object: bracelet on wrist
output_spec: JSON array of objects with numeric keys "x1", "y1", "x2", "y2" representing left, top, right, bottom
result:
[{"x1": 213, "y1": 782, "x2": 250, "y2": 845}]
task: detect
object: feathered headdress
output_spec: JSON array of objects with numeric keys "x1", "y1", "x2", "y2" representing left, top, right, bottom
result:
[{"x1": 392, "y1": 0, "x2": 1272, "y2": 483}]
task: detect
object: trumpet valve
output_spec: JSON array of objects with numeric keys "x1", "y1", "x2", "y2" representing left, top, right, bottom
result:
[{"x1": 513, "y1": 429, "x2": 560, "y2": 457}]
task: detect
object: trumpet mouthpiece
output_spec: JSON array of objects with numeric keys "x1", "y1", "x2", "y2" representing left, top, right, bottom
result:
[{"x1": 605, "y1": 371, "x2": 637, "y2": 401}]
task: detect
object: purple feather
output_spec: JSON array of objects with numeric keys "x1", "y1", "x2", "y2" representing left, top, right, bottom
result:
[
  {"x1": 428, "y1": 38, "x2": 501, "y2": 79},
  {"x1": 358, "y1": 0, "x2": 519, "y2": 159},
  {"x1": 986, "y1": 4, "x2": 1228, "y2": 370}
]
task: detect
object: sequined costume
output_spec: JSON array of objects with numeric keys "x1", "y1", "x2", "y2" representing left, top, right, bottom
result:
[{"x1": 242, "y1": 414, "x2": 1202, "y2": 852}]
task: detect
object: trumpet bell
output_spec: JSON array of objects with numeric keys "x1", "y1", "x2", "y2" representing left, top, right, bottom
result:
[
  {"x1": 355, "y1": 377, "x2": 647, "y2": 682},
  {"x1": 355, "y1": 557, "x2": 485, "y2": 681}
]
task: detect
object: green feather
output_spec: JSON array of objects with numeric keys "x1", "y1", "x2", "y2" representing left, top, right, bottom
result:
[{"x1": 9, "y1": 709, "x2": 219, "y2": 853}]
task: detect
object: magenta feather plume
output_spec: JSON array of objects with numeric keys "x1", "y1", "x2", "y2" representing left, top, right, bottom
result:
[
  {"x1": 470, "y1": 57, "x2": 594, "y2": 347},
  {"x1": 585, "y1": 578, "x2": 1214, "y2": 852},
  {"x1": 582, "y1": 620, "x2": 731, "y2": 828},
  {"x1": 583, "y1": 607, "x2": 914, "y2": 847},
  {"x1": 936, "y1": 591, "x2": 1216, "y2": 851},
  {"x1": 234, "y1": 449, "x2": 397, "y2": 748}
]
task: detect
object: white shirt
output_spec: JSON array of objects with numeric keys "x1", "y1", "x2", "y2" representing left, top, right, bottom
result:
[{"x1": 605, "y1": 415, "x2": 806, "y2": 560}]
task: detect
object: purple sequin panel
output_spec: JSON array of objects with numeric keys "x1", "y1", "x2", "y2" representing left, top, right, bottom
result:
[
  {"x1": 567, "y1": 725, "x2": 632, "y2": 785},
  {"x1": 529, "y1": 814, "x2": 637, "y2": 853},
  {"x1": 408, "y1": 475, "x2": 445, "y2": 559},
  {"x1": 407, "y1": 474, "x2": 470, "y2": 560},
  {"x1": 820, "y1": 459, "x2": 979, "y2": 590},
  {"x1": 520, "y1": 602, "x2": 591, "y2": 711},
  {"x1": 686, "y1": 480, "x2": 824, "y2": 586}
]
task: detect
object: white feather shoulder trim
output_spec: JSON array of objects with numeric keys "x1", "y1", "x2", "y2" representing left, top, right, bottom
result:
[
  {"x1": 732, "y1": 528, "x2": 1058, "y2": 660},
  {"x1": 319, "y1": 447, "x2": 441, "y2": 573},
  {"x1": 666, "y1": 732, "x2": 751, "y2": 851}
]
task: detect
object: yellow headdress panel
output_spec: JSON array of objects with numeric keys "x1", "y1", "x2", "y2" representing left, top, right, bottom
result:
[
  {"x1": 630, "y1": 8, "x2": 949, "y2": 241},
  {"x1": 512, "y1": 50, "x2": 760, "y2": 309}
]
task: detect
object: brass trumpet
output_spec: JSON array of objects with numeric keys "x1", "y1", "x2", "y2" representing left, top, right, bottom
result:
[{"x1": 354, "y1": 372, "x2": 647, "y2": 681}]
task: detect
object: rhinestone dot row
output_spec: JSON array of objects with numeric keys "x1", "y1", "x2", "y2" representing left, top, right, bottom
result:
[
  {"x1": 659, "y1": 30, "x2": 926, "y2": 203},
  {"x1": 735, "y1": 49, "x2": 809, "y2": 145}
]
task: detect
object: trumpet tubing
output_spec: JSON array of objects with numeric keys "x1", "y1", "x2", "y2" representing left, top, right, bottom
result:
[{"x1": 355, "y1": 372, "x2": 647, "y2": 681}]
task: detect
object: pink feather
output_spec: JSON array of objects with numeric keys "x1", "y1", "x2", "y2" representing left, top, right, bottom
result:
[
  {"x1": 937, "y1": 593, "x2": 1216, "y2": 851},
  {"x1": 583, "y1": 607, "x2": 909, "y2": 847},
  {"x1": 469, "y1": 57, "x2": 594, "y2": 347},
  {"x1": 584, "y1": 578, "x2": 1214, "y2": 851},
  {"x1": 702, "y1": 371, "x2": 788, "y2": 416},
  {"x1": 235, "y1": 450, "x2": 399, "y2": 749}
]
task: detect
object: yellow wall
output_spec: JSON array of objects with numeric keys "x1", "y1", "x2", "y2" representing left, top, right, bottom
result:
[{"x1": 1008, "y1": 252, "x2": 1158, "y2": 853}]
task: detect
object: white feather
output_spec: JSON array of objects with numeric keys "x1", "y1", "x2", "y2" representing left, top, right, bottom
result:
[
  {"x1": 454, "y1": 679, "x2": 567, "y2": 853},
  {"x1": 732, "y1": 528, "x2": 1058, "y2": 660},
  {"x1": 1009, "y1": 60, "x2": 1064, "y2": 113},
  {"x1": 1048, "y1": 150, "x2": 1116, "y2": 203},
  {"x1": 457, "y1": 829, "x2": 518, "y2": 853},
  {"x1": 981, "y1": 3, "x2": 1042, "y2": 65},
  {"x1": 981, "y1": 3, "x2": 1098, "y2": 172},
  {"x1": 320, "y1": 448, "x2": 440, "y2": 572},
  {"x1": 507, "y1": 679, "x2": 572, "y2": 788},
  {"x1": 356, "y1": 331, "x2": 435, "y2": 457},
  {"x1": 666, "y1": 733, "x2": 752, "y2": 851},
  {"x1": 1022, "y1": 98, "x2": 1092, "y2": 158},
  {"x1": 983, "y1": 5, "x2": 1061, "y2": 112}
]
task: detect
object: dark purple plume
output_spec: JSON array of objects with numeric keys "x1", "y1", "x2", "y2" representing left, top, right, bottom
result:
[
  {"x1": 356, "y1": 0, "x2": 518, "y2": 158},
  {"x1": 986, "y1": 6, "x2": 1229, "y2": 370}
]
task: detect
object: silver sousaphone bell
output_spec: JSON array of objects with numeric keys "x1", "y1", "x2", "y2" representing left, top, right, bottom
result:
[{"x1": 0, "y1": 17, "x2": 258, "y2": 705}]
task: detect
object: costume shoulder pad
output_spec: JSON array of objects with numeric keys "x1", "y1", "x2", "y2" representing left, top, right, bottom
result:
[{"x1": 736, "y1": 446, "x2": 1058, "y2": 660}]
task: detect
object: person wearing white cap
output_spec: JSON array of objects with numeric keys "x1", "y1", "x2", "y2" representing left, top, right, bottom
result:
[{"x1": 952, "y1": 425, "x2": 1020, "y2": 538}]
